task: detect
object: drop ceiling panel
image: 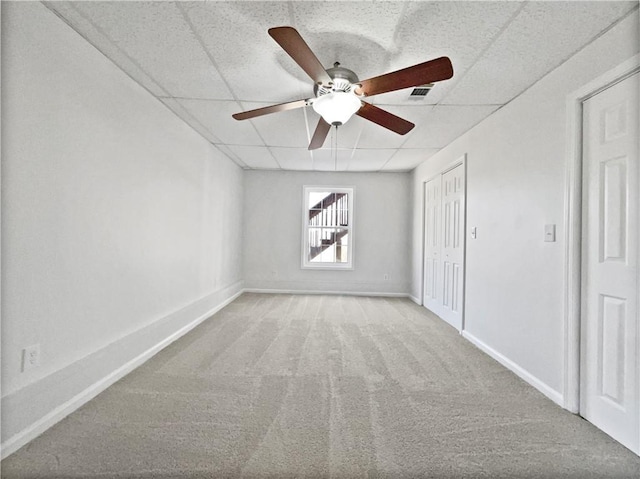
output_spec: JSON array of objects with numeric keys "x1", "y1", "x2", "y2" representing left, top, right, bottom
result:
[
  {"x1": 44, "y1": 3, "x2": 167, "y2": 97},
  {"x1": 311, "y1": 149, "x2": 352, "y2": 171},
  {"x1": 181, "y1": 2, "x2": 310, "y2": 102},
  {"x1": 379, "y1": 1, "x2": 525, "y2": 105},
  {"x1": 269, "y1": 148, "x2": 314, "y2": 171},
  {"x1": 227, "y1": 145, "x2": 280, "y2": 169},
  {"x1": 239, "y1": 102, "x2": 310, "y2": 148},
  {"x1": 381, "y1": 149, "x2": 440, "y2": 171},
  {"x1": 442, "y1": 1, "x2": 638, "y2": 105},
  {"x1": 175, "y1": 99, "x2": 263, "y2": 146},
  {"x1": 291, "y1": 2, "x2": 406, "y2": 82},
  {"x1": 347, "y1": 149, "x2": 397, "y2": 172},
  {"x1": 71, "y1": 2, "x2": 234, "y2": 100},
  {"x1": 46, "y1": 1, "x2": 636, "y2": 172},
  {"x1": 402, "y1": 105, "x2": 500, "y2": 149}
]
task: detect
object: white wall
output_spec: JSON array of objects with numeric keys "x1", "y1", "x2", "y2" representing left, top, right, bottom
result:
[
  {"x1": 244, "y1": 170, "x2": 411, "y2": 295},
  {"x1": 411, "y1": 10, "x2": 639, "y2": 402},
  {"x1": 1, "y1": 2, "x2": 243, "y2": 453}
]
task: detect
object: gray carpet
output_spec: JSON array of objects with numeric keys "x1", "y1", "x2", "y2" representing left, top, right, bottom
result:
[{"x1": 3, "y1": 293, "x2": 640, "y2": 478}]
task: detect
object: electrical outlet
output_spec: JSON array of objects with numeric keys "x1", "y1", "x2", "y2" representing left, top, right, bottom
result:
[{"x1": 22, "y1": 344, "x2": 41, "y2": 372}]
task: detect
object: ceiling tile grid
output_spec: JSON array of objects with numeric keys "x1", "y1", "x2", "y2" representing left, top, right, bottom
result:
[
  {"x1": 159, "y1": 98, "x2": 222, "y2": 145},
  {"x1": 268, "y1": 147, "x2": 314, "y2": 171},
  {"x1": 321, "y1": 120, "x2": 364, "y2": 151},
  {"x1": 290, "y1": 1, "x2": 407, "y2": 82},
  {"x1": 441, "y1": 1, "x2": 638, "y2": 105},
  {"x1": 382, "y1": 1, "x2": 525, "y2": 105},
  {"x1": 227, "y1": 145, "x2": 280, "y2": 170},
  {"x1": 46, "y1": 1, "x2": 637, "y2": 172},
  {"x1": 180, "y1": 2, "x2": 310, "y2": 102},
  {"x1": 347, "y1": 149, "x2": 398, "y2": 172},
  {"x1": 240, "y1": 103, "x2": 310, "y2": 148},
  {"x1": 214, "y1": 144, "x2": 249, "y2": 169},
  {"x1": 43, "y1": 2, "x2": 168, "y2": 97},
  {"x1": 402, "y1": 105, "x2": 501, "y2": 149},
  {"x1": 382, "y1": 149, "x2": 440, "y2": 171},
  {"x1": 72, "y1": 1, "x2": 235, "y2": 99},
  {"x1": 175, "y1": 99, "x2": 264, "y2": 147},
  {"x1": 310, "y1": 148, "x2": 353, "y2": 171}
]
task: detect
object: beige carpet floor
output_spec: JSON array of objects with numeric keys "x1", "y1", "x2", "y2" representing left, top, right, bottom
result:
[{"x1": 3, "y1": 293, "x2": 640, "y2": 478}]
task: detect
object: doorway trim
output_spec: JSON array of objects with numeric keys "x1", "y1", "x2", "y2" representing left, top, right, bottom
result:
[{"x1": 564, "y1": 54, "x2": 640, "y2": 414}]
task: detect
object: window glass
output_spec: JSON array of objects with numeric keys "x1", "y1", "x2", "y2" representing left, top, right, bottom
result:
[{"x1": 302, "y1": 187, "x2": 353, "y2": 269}]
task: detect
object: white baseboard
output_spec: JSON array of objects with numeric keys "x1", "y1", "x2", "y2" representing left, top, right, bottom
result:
[
  {"x1": 0, "y1": 282, "x2": 243, "y2": 460},
  {"x1": 462, "y1": 331, "x2": 564, "y2": 407},
  {"x1": 408, "y1": 294, "x2": 421, "y2": 305},
  {"x1": 243, "y1": 288, "x2": 410, "y2": 298}
]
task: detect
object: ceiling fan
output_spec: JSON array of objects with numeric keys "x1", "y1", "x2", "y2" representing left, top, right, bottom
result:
[{"x1": 232, "y1": 27, "x2": 454, "y2": 150}]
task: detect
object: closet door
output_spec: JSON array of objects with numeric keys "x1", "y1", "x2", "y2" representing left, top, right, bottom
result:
[
  {"x1": 440, "y1": 164, "x2": 465, "y2": 330},
  {"x1": 581, "y1": 72, "x2": 639, "y2": 453},
  {"x1": 423, "y1": 177, "x2": 441, "y2": 312}
]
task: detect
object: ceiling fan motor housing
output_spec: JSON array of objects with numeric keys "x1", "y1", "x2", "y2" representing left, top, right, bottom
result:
[{"x1": 314, "y1": 63, "x2": 360, "y2": 97}]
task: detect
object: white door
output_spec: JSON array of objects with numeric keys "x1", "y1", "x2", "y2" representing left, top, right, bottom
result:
[
  {"x1": 440, "y1": 164, "x2": 465, "y2": 330},
  {"x1": 581, "y1": 72, "x2": 639, "y2": 453},
  {"x1": 423, "y1": 177, "x2": 441, "y2": 312}
]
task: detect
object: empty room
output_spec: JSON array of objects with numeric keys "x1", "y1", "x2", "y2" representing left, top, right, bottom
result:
[{"x1": 2, "y1": 1, "x2": 640, "y2": 477}]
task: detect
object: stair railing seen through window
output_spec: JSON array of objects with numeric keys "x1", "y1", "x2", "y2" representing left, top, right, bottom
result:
[{"x1": 302, "y1": 186, "x2": 354, "y2": 269}]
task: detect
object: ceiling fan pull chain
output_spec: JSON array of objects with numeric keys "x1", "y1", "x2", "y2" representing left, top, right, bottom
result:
[{"x1": 333, "y1": 125, "x2": 338, "y2": 171}]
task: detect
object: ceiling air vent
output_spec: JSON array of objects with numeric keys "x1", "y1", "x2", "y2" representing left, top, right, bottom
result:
[{"x1": 408, "y1": 83, "x2": 434, "y2": 100}]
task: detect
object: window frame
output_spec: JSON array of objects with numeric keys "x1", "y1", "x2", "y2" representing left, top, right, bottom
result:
[{"x1": 301, "y1": 185, "x2": 355, "y2": 270}]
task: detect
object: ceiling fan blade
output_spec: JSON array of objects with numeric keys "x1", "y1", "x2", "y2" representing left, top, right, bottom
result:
[
  {"x1": 268, "y1": 27, "x2": 332, "y2": 86},
  {"x1": 356, "y1": 57, "x2": 453, "y2": 97},
  {"x1": 356, "y1": 102, "x2": 414, "y2": 135},
  {"x1": 309, "y1": 118, "x2": 331, "y2": 150},
  {"x1": 232, "y1": 99, "x2": 309, "y2": 121}
]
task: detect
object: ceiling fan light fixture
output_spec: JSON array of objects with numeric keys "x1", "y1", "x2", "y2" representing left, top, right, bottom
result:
[{"x1": 312, "y1": 92, "x2": 362, "y2": 126}]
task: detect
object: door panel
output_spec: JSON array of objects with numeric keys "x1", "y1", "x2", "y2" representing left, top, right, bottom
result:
[
  {"x1": 600, "y1": 157, "x2": 627, "y2": 261},
  {"x1": 599, "y1": 294, "x2": 626, "y2": 405},
  {"x1": 581, "y1": 72, "x2": 639, "y2": 453},
  {"x1": 423, "y1": 178, "x2": 441, "y2": 311},
  {"x1": 440, "y1": 164, "x2": 465, "y2": 329}
]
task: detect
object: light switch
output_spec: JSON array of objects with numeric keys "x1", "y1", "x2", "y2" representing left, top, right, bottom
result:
[
  {"x1": 470, "y1": 226, "x2": 477, "y2": 239},
  {"x1": 544, "y1": 224, "x2": 556, "y2": 242}
]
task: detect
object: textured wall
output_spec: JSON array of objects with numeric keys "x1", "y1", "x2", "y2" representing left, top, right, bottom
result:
[
  {"x1": 1, "y1": 2, "x2": 243, "y2": 397},
  {"x1": 410, "y1": 9, "x2": 639, "y2": 400},
  {"x1": 243, "y1": 170, "x2": 411, "y2": 295}
]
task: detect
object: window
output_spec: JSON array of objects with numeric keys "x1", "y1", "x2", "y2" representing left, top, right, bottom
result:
[{"x1": 302, "y1": 186, "x2": 354, "y2": 269}]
